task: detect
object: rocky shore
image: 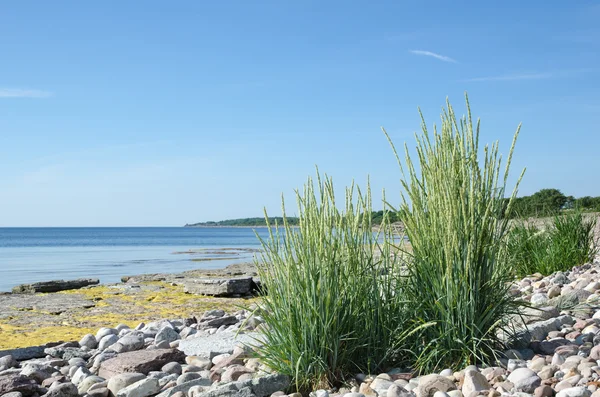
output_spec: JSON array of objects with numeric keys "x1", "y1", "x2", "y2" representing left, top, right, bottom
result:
[
  {"x1": 0, "y1": 263, "x2": 260, "y2": 351},
  {"x1": 5, "y1": 255, "x2": 600, "y2": 397}
]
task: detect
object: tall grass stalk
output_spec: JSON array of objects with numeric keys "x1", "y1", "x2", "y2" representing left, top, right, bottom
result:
[
  {"x1": 254, "y1": 173, "x2": 404, "y2": 393},
  {"x1": 384, "y1": 96, "x2": 525, "y2": 372}
]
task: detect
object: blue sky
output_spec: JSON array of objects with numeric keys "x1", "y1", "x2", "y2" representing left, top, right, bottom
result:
[{"x1": 1, "y1": 1, "x2": 598, "y2": 226}]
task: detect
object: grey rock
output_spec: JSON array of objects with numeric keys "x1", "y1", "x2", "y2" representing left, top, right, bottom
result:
[
  {"x1": 461, "y1": 370, "x2": 490, "y2": 396},
  {"x1": 79, "y1": 334, "x2": 98, "y2": 349},
  {"x1": 0, "y1": 346, "x2": 46, "y2": 361},
  {"x1": 176, "y1": 372, "x2": 202, "y2": 385},
  {"x1": 516, "y1": 315, "x2": 576, "y2": 344},
  {"x1": 44, "y1": 382, "x2": 78, "y2": 397},
  {"x1": 77, "y1": 376, "x2": 106, "y2": 394},
  {"x1": 155, "y1": 378, "x2": 213, "y2": 397},
  {"x1": 177, "y1": 332, "x2": 261, "y2": 358},
  {"x1": 156, "y1": 327, "x2": 180, "y2": 345},
  {"x1": 44, "y1": 346, "x2": 92, "y2": 361},
  {"x1": 71, "y1": 366, "x2": 91, "y2": 385},
  {"x1": 416, "y1": 374, "x2": 457, "y2": 397},
  {"x1": 112, "y1": 335, "x2": 145, "y2": 353},
  {"x1": 507, "y1": 368, "x2": 542, "y2": 393},
  {"x1": 555, "y1": 387, "x2": 592, "y2": 397},
  {"x1": 0, "y1": 355, "x2": 17, "y2": 371},
  {"x1": 99, "y1": 349, "x2": 185, "y2": 379},
  {"x1": 371, "y1": 377, "x2": 394, "y2": 391},
  {"x1": 200, "y1": 316, "x2": 238, "y2": 329},
  {"x1": 250, "y1": 374, "x2": 290, "y2": 397},
  {"x1": 12, "y1": 278, "x2": 99, "y2": 294},
  {"x1": 20, "y1": 363, "x2": 55, "y2": 383},
  {"x1": 3, "y1": 392, "x2": 24, "y2": 397},
  {"x1": 88, "y1": 387, "x2": 110, "y2": 397},
  {"x1": 182, "y1": 277, "x2": 253, "y2": 297},
  {"x1": 116, "y1": 378, "x2": 160, "y2": 397},
  {"x1": 107, "y1": 373, "x2": 147, "y2": 396},
  {"x1": 388, "y1": 384, "x2": 415, "y2": 397},
  {"x1": 96, "y1": 328, "x2": 118, "y2": 341},
  {"x1": 0, "y1": 374, "x2": 42, "y2": 396},
  {"x1": 98, "y1": 335, "x2": 120, "y2": 352},
  {"x1": 161, "y1": 362, "x2": 182, "y2": 375}
]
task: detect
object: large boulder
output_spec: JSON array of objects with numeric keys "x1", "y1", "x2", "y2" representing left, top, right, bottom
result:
[
  {"x1": 0, "y1": 374, "x2": 43, "y2": 396},
  {"x1": 182, "y1": 278, "x2": 253, "y2": 296},
  {"x1": 12, "y1": 278, "x2": 99, "y2": 293},
  {"x1": 99, "y1": 349, "x2": 185, "y2": 379}
]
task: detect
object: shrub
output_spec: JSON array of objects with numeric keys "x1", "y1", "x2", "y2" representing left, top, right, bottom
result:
[
  {"x1": 254, "y1": 174, "x2": 405, "y2": 392},
  {"x1": 384, "y1": 96, "x2": 525, "y2": 372},
  {"x1": 507, "y1": 212, "x2": 597, "y2": 277}
]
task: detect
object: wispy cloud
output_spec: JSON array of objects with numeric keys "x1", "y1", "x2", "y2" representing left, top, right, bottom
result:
[
  {"x1": 410, "y1": 50, "x2": 458, "y2": 63},
  {"x1": 461, "y1": 73, "x2": 553, "y2": 82},
  {"x1": 0, "y1": 88, "x2": 52, "y2": 98}
]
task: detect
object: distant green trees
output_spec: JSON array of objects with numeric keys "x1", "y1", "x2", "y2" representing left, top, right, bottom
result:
[
  {"x1": 506, "y1": 188, "x2": 600, "y2": 218},
  {"x1": 186, "y1": 211, "x2": 402, "y2": 227}
]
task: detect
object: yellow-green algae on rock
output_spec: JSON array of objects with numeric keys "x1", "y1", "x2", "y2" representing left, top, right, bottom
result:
[{"x1": 0, "y1": 281, "x2": 257, "y2": 350}]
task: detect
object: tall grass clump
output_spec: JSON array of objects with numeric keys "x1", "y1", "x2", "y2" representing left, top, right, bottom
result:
[
  {"x1": 254, "y1": 173, "x2": 404, "y2": 393},
  {"x1": 384, "y1": 96, "x2": 525, "y2": 372},
  {"x1": 507, "y1": 212, "x2": 597, "y2": 277}
]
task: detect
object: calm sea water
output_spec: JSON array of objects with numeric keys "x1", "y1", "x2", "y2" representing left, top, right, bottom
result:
[{"x1": 0, "y1": 227, "x2": 269, "y2": 292}]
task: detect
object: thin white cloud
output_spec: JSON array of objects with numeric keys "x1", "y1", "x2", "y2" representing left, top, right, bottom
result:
[
  {"x1": 462, "y1": 73, "x2": 553, "y2": 82},
  {"x1": 410, "y1": 50, "x2": 458, "y2": 63},
  {"x1": 0, "y1": 88, "x2": 52, "y2": 98}
]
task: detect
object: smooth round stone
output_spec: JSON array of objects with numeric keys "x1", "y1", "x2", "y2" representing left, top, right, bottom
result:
[
  {"x1": 79, "y1": 334, "x2": 98, "y2": 349},
  {"x1": 96, "y1": 328, "x2": 117, "y2": 340},
  {"x1": 162, "y1": 362, "x2": 182, "y2": 375},
  {"x1": 447, "y1": 391, "x2": 464, "y2": 397},
  {"x1": 440, "y1": 369, "x2": 453, "y2": 376},
  {"x1": 177, "y1": 372, "x2": 201, "y2": 385},
  {"x1": 434, "y1": 392, "x2": 450, "y2": 397}
]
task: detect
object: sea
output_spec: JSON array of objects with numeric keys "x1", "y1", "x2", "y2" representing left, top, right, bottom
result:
[{"x1": 0, "y1": 227, "x2": 270, "y2": 293}]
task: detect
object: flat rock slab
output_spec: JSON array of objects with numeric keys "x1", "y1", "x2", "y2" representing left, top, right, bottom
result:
[
  {"x1": 181, "y1": 277, "x2": 253, "y2": 296},
  {"x1": 12, "y1": 278, "x2": 99, "y2": 294},
  {"x1": 177, "y1": 332, "x2": 261, "y2": 358},
  {"x1": 98, "y1": 349, "x2": 186, "y2": 379},
  {"x1": 0, "y1": 294, "x2": 96, "y2": 317}
]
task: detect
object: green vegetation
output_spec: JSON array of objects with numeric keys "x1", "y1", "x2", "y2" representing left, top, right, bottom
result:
[
  {"x1": 186, "y1": 211, "x2": 401, "y2": 227},
  {"x1": 505, "y1": 211, "x2": 597, "y2": 277},
  {"x1": 385, "y1": 96, "x2": 525, "y2": 372},
  {"x1": 507, "y1": 188, "x2": 600, "y2": 218},
  {"x1": 254, "y1": 174, "x2": 404, "y2": 392},
  {"x1": 254, "y1": 96, "x2": 533, "y2": 390},
  {"x1": 185, "y1": 217, "x2": 300, "y2": 227}
]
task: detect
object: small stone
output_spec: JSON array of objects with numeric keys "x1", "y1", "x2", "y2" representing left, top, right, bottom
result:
[
  {"x1": 359, "y1": 382, "x2": 378, "y2": 397},
  {"x1": 107, "y1": 373, "x2": 147, "y2": 396},
  {"x1": 88, "y1": 387, "x2": 110, "y2": 397},
  {"x1": 71, "y1": 366, "x2": 91, "y2": 385},
  {"x1": 78, "y1": 375, "x2": 106, "y2": 394},
  {"x1": 98, "y1": 334, "x2": 120, "y2": 351},
  {"x1": 507, "y1": 368, "x2": 541, "y2": 393},
  {"x1": 79, "y1": 334, "x2": 98, "y2": 349},
  {"x1": 96, "y1": 327, "x2": 118, "y2": 341},
  {"x1": 177, "y1": 372, "x2": 201, "y2": 385},
  {"x1": 162, "y1": 362, "x2": 182, "y2": 375},
  {"x1": 462, "y1": 370, "x2": 490, "y2": 396},
  {"x1": 45, "y1": 382, "x2": 78, "y2": 397},
  {"x1": 556, "y1": 387, "x2": 592, "y2": 397},
  {"x1": 116, "y1": 378, "x2": 160, "y2": 397},
  {"x1": 417, "y1": 374, "x2": 457, "y2": 397},
  {"x1": 155, "y1": 327, "x2": 180, "y2": 345}
]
